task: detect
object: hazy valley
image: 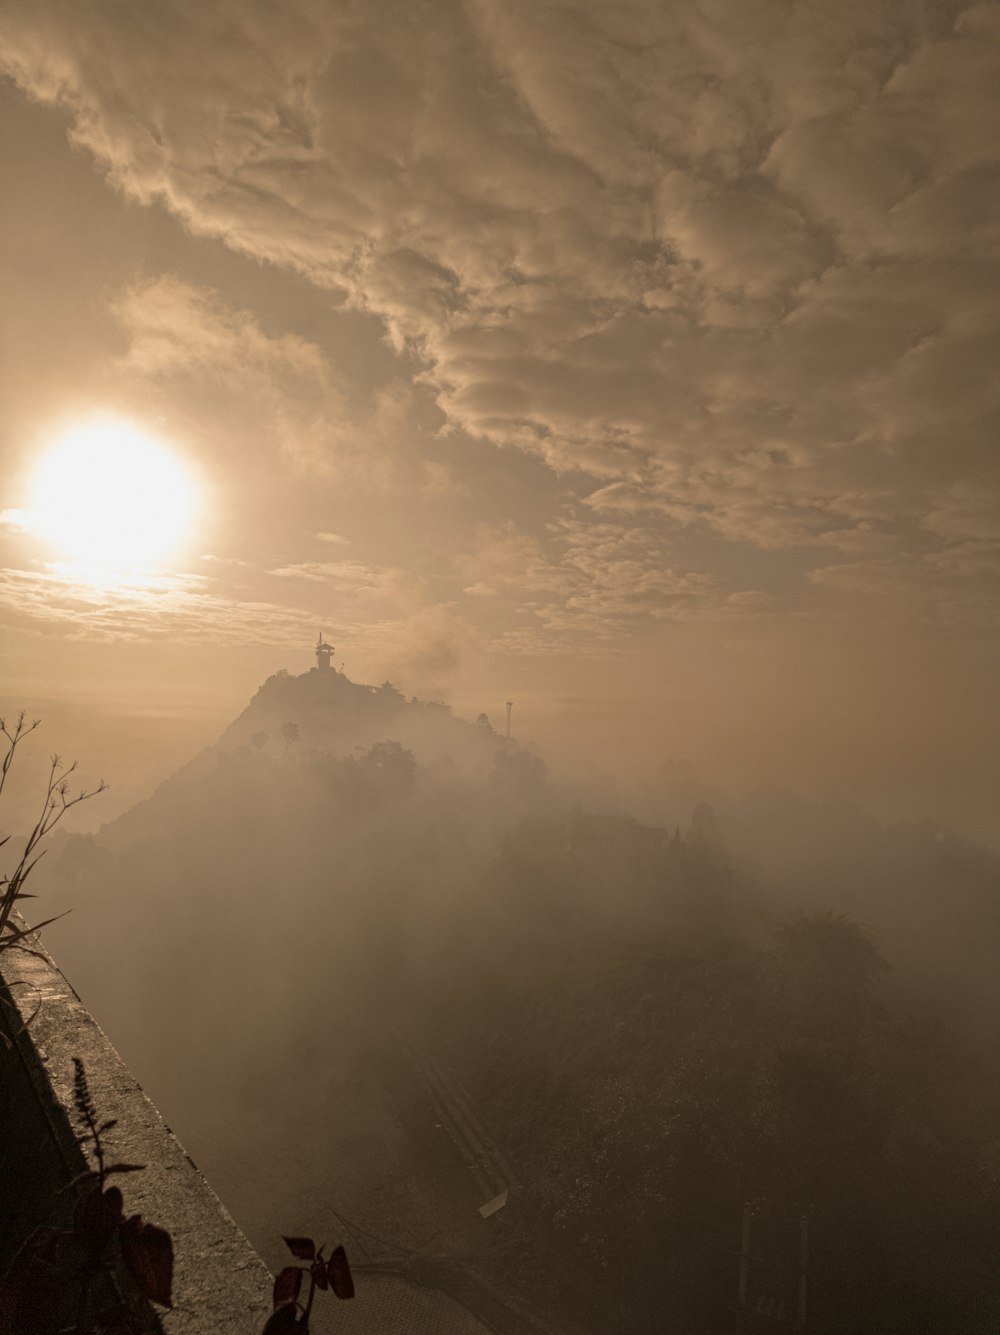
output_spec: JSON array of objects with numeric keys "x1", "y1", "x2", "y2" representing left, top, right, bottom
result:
[{"x1": 31, "y1": 663, "x2": 1000, "y2": 1334}]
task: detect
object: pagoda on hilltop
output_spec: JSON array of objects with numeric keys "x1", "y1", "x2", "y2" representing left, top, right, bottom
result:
[{"x1": 315, "y1": 633, "x2": 334, "y2": 670}]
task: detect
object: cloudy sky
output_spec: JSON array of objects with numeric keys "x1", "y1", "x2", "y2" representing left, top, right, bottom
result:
[{"x1": 1, "y1": 1, "x2": 998, "y2": 838}]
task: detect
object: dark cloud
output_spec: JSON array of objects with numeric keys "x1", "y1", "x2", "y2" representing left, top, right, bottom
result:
[{"x1": 3, "y1": 0, "x2": 995, "y2": 635}]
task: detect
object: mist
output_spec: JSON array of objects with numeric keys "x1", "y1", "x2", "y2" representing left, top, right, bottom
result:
[{"x1": 15, "y1": 656, "x2": 997, "y2": 1333}]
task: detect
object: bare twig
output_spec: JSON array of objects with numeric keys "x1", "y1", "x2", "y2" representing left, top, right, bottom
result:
[{"x1": 0, "y1": 714, "x2": 107, "y2": 957}]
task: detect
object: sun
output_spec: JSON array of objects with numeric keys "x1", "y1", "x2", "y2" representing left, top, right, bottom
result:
[{"x1": 29, "y1": 420, "x2": 198, "y2": 567}]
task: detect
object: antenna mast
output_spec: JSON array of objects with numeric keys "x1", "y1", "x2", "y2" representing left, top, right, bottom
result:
[{"x1": 505, "y1": 700, "x2": 513, "y2": 741}]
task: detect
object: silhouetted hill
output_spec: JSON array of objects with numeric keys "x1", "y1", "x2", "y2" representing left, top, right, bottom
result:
[{"x1": 97, "y1": 665, "x2": 515, "y2": 853}]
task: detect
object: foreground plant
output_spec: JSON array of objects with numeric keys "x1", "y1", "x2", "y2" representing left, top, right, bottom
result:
[
  {"x1": 263, "y1": 1235, "x2": 355, "y2": 1333},
  {"x1": 0, "y1": 1059, "x2": 173, "y2": 1335},
  {"x1": 0, "y1": 711, "x2": 106, "y2": 960}
]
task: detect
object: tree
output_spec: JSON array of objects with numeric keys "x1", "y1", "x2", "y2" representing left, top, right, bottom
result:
[
  {"x1": 770, "y1": 911, "x2": 888, "y2": 1021},
  {"x1": 357, "y1": 740, "x2": 416, "y2": 793},
  {"x1": 280, "y1": 722, "x2": 299, "y2": 752}
]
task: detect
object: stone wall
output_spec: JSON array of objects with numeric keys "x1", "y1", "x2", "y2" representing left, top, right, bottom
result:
[{"x1": 0, "y1": 933, "x2": 273, "y2": 1334}]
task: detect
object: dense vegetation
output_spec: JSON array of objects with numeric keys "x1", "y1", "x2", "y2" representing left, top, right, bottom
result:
[{"x1": 433, "y1": 899, "x2": 1000, "y2": 1333}]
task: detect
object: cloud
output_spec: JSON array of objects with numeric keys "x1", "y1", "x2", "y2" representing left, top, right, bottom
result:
[
  {"x1": 0, "y1": 562, "x2": 327, "y2": 644},
  {"x1": 108, "y1": 276, "x2": 459, "y2": 505},
  {"x1": 269, "y1": 559, "x2": 387, "y2": 586},
  {"x1": 267, "y1": 558, "x2": 418, "y2": 617},
  {"x1": 369, "y1": 605, "x2": 481, "y2": 697},
  {"x1": 2, "y1": 0, "x2": 998, "y2": 630},
  {"x1": 0, "y1": 556, "x2": 447, "y2": 662},
  {"x1": 111, "y1": 276, "x2": 351, "y2": 475},
  {"x1": 456, "y1": 515, "x2": 769, "y2": 649},
  {"x1": 0, "y1": 509, "x2": 37, "y2": 533}
]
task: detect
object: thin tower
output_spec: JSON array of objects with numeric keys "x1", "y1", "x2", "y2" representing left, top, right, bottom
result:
[{"x1": 506, "y1": 700, "x2": 513, "y2": 740}]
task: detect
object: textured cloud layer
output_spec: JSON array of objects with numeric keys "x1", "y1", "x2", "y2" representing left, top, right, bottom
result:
[
  {"x1": 0, "y1": 564, "x2": 321, "y2": 644},
  {"x1": 2, "y1": 0, "x2": 998, "y2": 631}
]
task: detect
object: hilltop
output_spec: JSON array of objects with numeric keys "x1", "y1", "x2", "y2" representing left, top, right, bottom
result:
[{"x1": 97, "y1": 664, "x2": 521, "y2": 853}]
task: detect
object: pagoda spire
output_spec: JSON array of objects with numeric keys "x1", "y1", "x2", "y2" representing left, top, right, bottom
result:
[{"x1": 315, "y1": 633, "x2": 334, "y2": 670}]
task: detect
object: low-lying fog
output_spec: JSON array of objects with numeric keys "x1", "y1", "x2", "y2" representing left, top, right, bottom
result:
[{"x1": 14, "y1": 664, "x2": 1000, "y2": 1334}]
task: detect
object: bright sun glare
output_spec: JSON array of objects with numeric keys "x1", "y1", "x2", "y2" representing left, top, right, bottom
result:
[{"x1": 30, "y1": 421, "x2": 197, "y2": 567}]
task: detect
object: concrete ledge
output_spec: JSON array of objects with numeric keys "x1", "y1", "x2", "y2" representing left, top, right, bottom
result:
[{"x1": 0, "y1": 933, "x2": 272, "y2": 1334}]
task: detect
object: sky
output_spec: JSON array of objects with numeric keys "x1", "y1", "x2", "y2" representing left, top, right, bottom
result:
[{"x1": 0, "y1": 1, "x2": 998, "y2": 842}]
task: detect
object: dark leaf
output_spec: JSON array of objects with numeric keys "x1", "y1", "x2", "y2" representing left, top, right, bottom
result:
[
  {"x1": 311, "y1": 1261, "x2": 329, "y2": 1291},
  {"x1": 120, "y1": 1216, "x2": 174, "y2": 1307},
  {"x1": 283, "y1": 1236, "x2": 316, "y2": 1261},
  {"x1": 0, "y1": 912, "x2": 69, "y2": 944},
  {"x1": 327, "y1": 1246, "x2": 354, "y2": 1300},
  {"x1": 94, "y1": 1303, "x2": 145, "y2": 1333},
  {"x1": 7, "y1": 945, "x2": 53, "y2": 964},
  {"x1": 273, "y1": 1267, "x2": 302, "y2": 1308},
  {"x1": 0, "y1": 1227, "x2": 72, "y2": 1335},
  {"x1": 73, "y1": 1191, "x2": 100, "y2": 1240},
  {"x1": 262, "y1": 1305, "x2": 301, "y2": 1334},
  {"x1": 104, "y1": 1163, "x2": 146, "y2": 1177},
  {"x1": 98, "y1": 1119, "x2": 119, "y2": 1133},
  {"x1": 74, "y1": 1186, "x2": 123, "y2": 1253}
]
